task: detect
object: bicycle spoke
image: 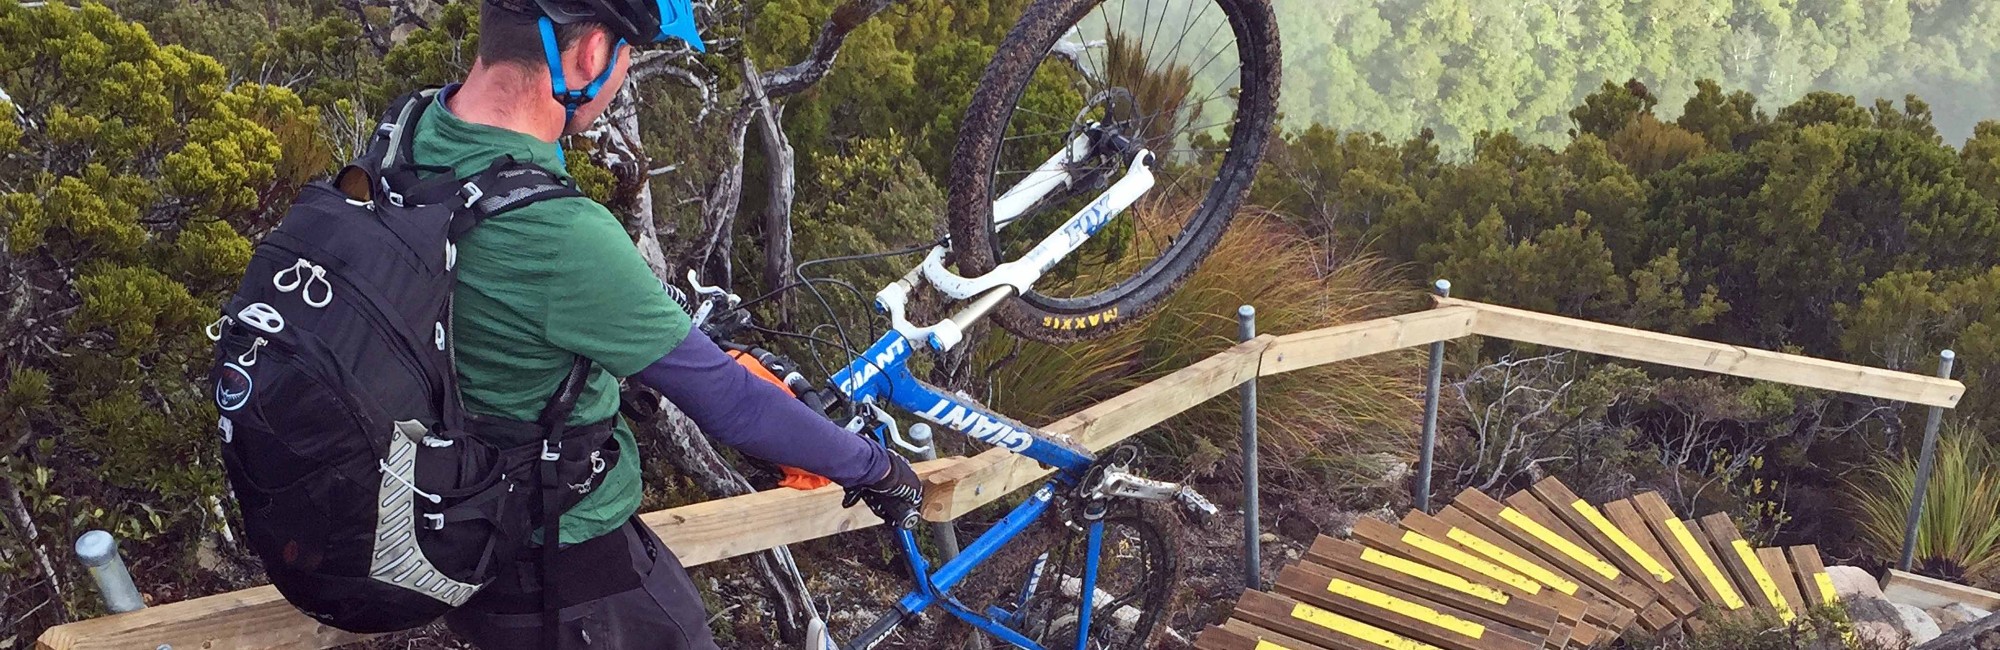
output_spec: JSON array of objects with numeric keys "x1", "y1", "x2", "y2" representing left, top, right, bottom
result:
[
  {"x1": 1138, "y1": 0, "x2": 1206, "y2": 94},
  {"x1": 1004, "y1": 127, "x2": 1080, "y2": 143},
  {"x1": 1135, "y1": 27, "x2": 1233, "y2": 141}
]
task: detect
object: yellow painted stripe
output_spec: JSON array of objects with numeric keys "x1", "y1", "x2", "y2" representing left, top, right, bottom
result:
[
  {"x1": 1665, "y1": 518, "x2": 1744, "y2": 610},
  {"x1": 1501, "y1": 507, "x2": 1622, "y2": 580},
  {"x1": 1292, "y1": 601, "x2": 1445, "y2": 650},
  {"x1": 1732, "y1": 540, "x2": 1796, "y2": 622},
  {"x1": 1402, "y1": 530, "x2": 1542, "y2": 594},
  {"x1": 1328, "y1": 578, "x2": 1486, "y2": 639},
  {"x1": 1362, "y1": 547, "x2": 1511, "y2": 605},
  {"x1": 1254, "y1": 641, "x2": 1297, "y2": 650},
  {"x1": 1572, "y1": 499, "x2": 1675, "y2": 583},
  {"x1": 1447, "y1": 528, "x2": 1577, "y2": 595},
  {"x1": 1814, "y1": 572, "x2": 1840, "y2": 605}
]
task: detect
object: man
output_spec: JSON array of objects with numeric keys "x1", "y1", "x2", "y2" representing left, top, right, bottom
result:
[{"x1": 412, "y1": 0, "x2": 924, "y2": 647}]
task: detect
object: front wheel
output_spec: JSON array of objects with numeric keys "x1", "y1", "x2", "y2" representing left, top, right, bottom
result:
[
  {"x1": 946, "y1": 0, "x2": 1281, "y2": 343},
  {"x1": 944, "y1": 502, "x2": 1179, "y2": 649}
]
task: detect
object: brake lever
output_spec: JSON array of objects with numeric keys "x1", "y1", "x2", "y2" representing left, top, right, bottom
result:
[{"x1": 685, "y1": 269, "x2": 741, "y2": 327}]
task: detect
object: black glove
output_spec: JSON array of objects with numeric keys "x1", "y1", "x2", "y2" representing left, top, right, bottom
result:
[{"x1": 843, "y1": 452, "x2": 923, "y2": 530}]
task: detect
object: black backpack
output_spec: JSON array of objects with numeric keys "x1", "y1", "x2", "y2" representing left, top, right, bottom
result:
[{"x1": 206, "y1": 89, "x2": 619, "y2": 633}]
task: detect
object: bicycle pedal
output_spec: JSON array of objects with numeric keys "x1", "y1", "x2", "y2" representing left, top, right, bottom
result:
[{"x1": 1175, "y1": 487, "x2": 1219, "y2": 519}]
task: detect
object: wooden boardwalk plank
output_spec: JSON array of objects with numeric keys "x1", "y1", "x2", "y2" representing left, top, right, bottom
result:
[
  {"x1": 1495, "y1": 490, "x2": 1662, "y2": 623},
  {"x1": 1629, "y1": 493, "x2": 1748, "y2": 618},
  {"x1": 1454, "y1": 489, "x2": 1663, "y2": 630},
  {"x1": 1235, "y1": 590, "x2": 1448, "y2": 650},
  {"x1": 1430, "y1": 506, "x2": 1635, "y2": 634},
  {"x1": 1598, "y1": 499, "x2": 1687, "y2": 588},
  {"x1": 1301, "y1": 538, "x2": 1566, "y2": 647},
  {"x1": 1786, "y1": 545, "x2": 1839, "y2": 608},
  {"x1": 1274, "y1": 563, "x2": 1543, "y2": 650},
  {"x1": 1208, "y1": 620, "x2": 1344, "y2": 650},
  {"x1": 1756, "y1": 547, "x2": 1808, "y2": 617},
  {"x1": 1224, "y1": 619, "x2": 1360, "y2": 650},
  {"x1": 1695, "y1": 513, "x2": 1794, "y2": 623},
  {"x1": 1525, "y1": 479, "x2": 1700, "y2": 619},
  {"x1": 1395, "y1": 512, "x2": 1594, "y2": 628}
]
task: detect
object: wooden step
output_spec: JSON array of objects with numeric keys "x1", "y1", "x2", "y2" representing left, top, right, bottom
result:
[{"x1": 1524, "y1": 479, "x2": 1702, "y2": 620}]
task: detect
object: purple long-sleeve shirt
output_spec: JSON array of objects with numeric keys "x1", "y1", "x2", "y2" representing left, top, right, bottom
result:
[{"x1": 635, "y1": 329, "x2": 890, "y2": 487}]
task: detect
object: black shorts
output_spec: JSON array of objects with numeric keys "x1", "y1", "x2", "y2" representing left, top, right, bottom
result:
[{"x1": 445, "y1": 518, "x2": 721, "y2": 649}]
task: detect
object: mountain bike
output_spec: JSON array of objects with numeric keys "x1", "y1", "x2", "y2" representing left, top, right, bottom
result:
[{"x1": 676, "y1": 0, "x2": 1279, "y2": 646}]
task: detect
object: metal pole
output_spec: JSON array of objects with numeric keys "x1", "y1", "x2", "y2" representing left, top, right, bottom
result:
[
  {"x1": 1417, "y1": 279, "x2": 1451, "y2": 513},
  {"x1": 75, "y1": 530, "x2": 145, "y2": 613},
  {"x1": 1899, "y1": 349, "x2": 1956, "y2": 571},
  {"x1": 906, "y1": 423, "x2": 961, "y2": 561},
  {"x1": 1239, "y1": 305, "x2": 1260, "y2": 590}
]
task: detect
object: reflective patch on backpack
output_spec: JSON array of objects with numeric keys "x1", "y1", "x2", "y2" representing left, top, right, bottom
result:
[
  {"x1": 216, "y1": 363, "x2": 254, "y2": 411},
  {"x1": 371, "y1": 420, "x2": 481, "y2": 606}
]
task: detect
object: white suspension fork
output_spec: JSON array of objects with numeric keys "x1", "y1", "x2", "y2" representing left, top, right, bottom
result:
[{"x1": 876, "y1": 148, "x2": 1156, "y2": 352}]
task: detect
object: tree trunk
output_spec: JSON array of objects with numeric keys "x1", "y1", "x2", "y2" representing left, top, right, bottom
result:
[
  {"x1": 695, "y1": 107, "x2": 756, "y2": 288},
  {"x1": 742, "y1": 58, "x2": 797, "y2": 323}
]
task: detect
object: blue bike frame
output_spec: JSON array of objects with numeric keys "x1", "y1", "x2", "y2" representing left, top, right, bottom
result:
[{"x1": 831, "y1": 331, "x2": 1105, "y2": 650}]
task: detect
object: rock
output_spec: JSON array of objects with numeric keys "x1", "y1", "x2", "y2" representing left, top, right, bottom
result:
[
  {"x1": 1931, "y1": 603, "x2": 1993, "y2": 632},
  {"x1": 1915, "y1": 608, "x2": 2000, "y2": 650},
  {"x1": 1275, "y1": 515, "x2": 1322, "y2": 541},
  {"x1": 1362, "y1": 453, "x2": 1411, "y2": 487},
  {"x1": 1258, "y1": 532, "x2": 1279, "y2": 544},
  {"x1": 1827, "y1": 565, "x2": 1887, "y2": 601},
  {"x1": 1894, "y1": 602, "x2": 1944, "y2": 645},
  {"x1": 1845, "y1": 596, "x2": 1912, "y2": 648}
]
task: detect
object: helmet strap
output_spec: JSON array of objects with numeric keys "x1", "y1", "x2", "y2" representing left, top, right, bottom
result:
[{"x1": 537, "y1": 17, "x2": 626, "y2": 135}]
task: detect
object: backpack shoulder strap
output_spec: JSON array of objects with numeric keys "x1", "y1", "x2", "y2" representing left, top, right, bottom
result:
[
  {"x1": 378, "y1": 88, "x2": 440, "y2": 173},
  {"x1": 333, "y1": 88, "x2": 442, "y2": 202},
  {"x1": 448, "y1": 159, "x2": 586, "y2": 240}
]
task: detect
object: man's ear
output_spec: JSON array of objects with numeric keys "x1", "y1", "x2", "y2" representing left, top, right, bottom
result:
[{"x1": 571, "y1": 27, "x2": 618, "y2": 80}]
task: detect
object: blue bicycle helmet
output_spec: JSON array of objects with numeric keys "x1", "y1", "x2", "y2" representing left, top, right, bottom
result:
[
  {"x1": 528, "y1": 0, "x2": 705, "y2": 51},
  {"x1": 509, "y1": 0, "x2": 706, "y2": 125}
]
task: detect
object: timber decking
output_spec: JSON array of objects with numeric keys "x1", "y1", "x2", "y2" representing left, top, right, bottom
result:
[{"x1": 1197, "y1": 478, "x2": 1842, "y2": 650}]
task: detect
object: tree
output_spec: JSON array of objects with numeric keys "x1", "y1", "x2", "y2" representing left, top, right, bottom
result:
[{"x1": 1, "y1": 0, "x2": 320, "y2": 627}]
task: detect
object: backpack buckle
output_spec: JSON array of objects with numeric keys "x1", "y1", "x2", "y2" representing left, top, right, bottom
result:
[
  {"x1": 460, "y1": 182, "x2": 485, "y2": 209},
  {"x1": 540, "y1": 440, "x2": 561, "y2": 462},
  {"x1": 424, "y1": 513, "x2": 445, "y2": 530}
]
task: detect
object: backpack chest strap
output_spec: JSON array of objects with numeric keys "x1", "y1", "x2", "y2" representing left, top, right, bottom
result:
[{"x1": 449, "y1": 160, "x2": 586, "y2": 240}]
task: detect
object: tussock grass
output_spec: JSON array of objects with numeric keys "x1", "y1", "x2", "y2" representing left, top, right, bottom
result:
[
  {"x1": 1852, "y1": 427, "x2": 2000, "y2": 582},
  {"x1": 980, "y1": 201, "x2": 1426, "y2": 496}
]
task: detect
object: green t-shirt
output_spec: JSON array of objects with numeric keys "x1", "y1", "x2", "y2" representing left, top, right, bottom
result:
[{"x1": 410, "y1": 94, "x2": 690, "y2": 544}]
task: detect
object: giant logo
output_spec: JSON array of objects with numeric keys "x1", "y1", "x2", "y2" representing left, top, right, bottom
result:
[
  {"x1": 215, "y1": 363, "x2": 253, "y2": 412},
  {"x1": 918, "y1": 400, "x2": 1035, "y2": 453},
  {"x1": 836, "y1": 337, "x2": 910, "y2": 396}
]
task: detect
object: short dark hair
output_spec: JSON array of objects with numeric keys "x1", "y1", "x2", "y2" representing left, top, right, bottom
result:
[{"x1": 478, "y1": 2, "x2": 608, "y2": 68}]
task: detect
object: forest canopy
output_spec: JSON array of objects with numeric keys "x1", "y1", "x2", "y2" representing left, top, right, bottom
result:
[{"x1": 1276, "y1": 0, "x2": 2000, "y2": 151}]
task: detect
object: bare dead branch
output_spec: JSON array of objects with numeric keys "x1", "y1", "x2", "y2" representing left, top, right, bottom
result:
[
  {"x1": 629, "y1": 52, "x2": 716, "y2": 122},
  {"x1": 3, "y1": 477, "x2": 65, "y2": 622},
  {"x1": 693, "y1": 105, "x2": 757, "y2": 286},
  {"x1": 759, "y1": 0, "x2": 901, "y2": 98}
]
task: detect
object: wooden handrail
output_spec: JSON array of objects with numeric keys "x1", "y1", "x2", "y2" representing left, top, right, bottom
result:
[
  {"x1": 1442, "y1": 298, "x2": 1964, "y2": 407},
  {"x1": 37, "y1": 300, "x2": 1962, "y2": 650}
]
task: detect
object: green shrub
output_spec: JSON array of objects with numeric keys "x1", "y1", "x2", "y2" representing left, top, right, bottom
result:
[
  {"x1": 1852, "y1": 427, "x2": 2000, "y2": 582},
  {"x1": 0, "y1": 0, "x2": 321, "y2": 627},
  {"x1": 1622, "y1": 604, "x2": 1885, "y2": 650}
]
